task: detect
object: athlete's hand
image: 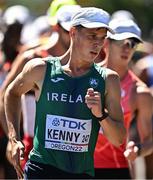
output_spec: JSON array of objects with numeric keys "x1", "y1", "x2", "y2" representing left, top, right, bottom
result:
[
  {"x1": 85, "y1": 88, "x2": 102, "y2": 118},
  {"x1": 124, "y1": 141, "x2": 139, "y2": 161},
  {"x1": 9, "y1": 138, "x2": 25, "y2": 179}
]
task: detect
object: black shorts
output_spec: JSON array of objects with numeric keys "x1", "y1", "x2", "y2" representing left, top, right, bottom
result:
[
  {"x1": 24, "y1": 160, "x2": 93, "y2": 179},
  {"x1": 94, "y1": 168, "x2": 131, "y2": 179}
]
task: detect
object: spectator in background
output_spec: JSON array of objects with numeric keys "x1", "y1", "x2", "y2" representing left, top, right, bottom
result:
[
  {"x1": 0, "y1": 5, "x2": 32, "y2": 87},
  {"x1": 0, "y1": 12, "x2": 7, "y2": 86},
  {"x1": 20, "y1": 15, "x2": 52, "y2": 51},
  {"x1": 2, "y1": 5, "x2": 31, "y2": 63},
  {"x1": 132, "y1": 33, "x2": 153, "y2": 179},
  {"x1": 94, "y1": 18, "x2": 153, "y2": 179},
  {"x1": 134, "y1": 41, "x2": 153, "y2": 96},
  {"x1": 0, "y1": 5, "x2": 31, "y2": 179},
  {"x1": 47, "y1": 0, "x2": 77, "y2": 22},
  {"x1": 94, "y1": 9, "x2": 137, "y2": 65}
]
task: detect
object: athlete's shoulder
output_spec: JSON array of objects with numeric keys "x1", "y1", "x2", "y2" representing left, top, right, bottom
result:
[
  {"x1": 102, "y1": 68, "x2": 121, "y2": 95},
  {"x1": 105, "y1": 67, "x2": 120, "y2": 83},
  {"x1": 105, "y1": 67, "x2": 119, "y2": 76},
  {"x1": 23, "y1": 58, "x2": 47, "y2": 73}
]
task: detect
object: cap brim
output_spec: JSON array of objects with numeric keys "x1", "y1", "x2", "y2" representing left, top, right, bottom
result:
[
  {"x1": 109, "y1": 32, "x2": 143, "y2": 42},
  {"x1": 81, "y1": 22, "x2": 115, "y2": 34}
]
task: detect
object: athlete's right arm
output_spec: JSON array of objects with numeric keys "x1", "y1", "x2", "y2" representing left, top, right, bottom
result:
[
  {"x1": 0, "y1": 50, "x2": 35, "y2": 135},
  {"x1": 4, "y1": 58, "x2": 46, "y2": 178}
]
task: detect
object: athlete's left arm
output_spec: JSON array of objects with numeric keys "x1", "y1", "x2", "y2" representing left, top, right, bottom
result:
[
  {"x1": 125, "y1": 84, "x2": 153, "y2": 160},
  {"x1": 85, "y1": 69, "x2": 126, "y2": 146},
  {"x1": 100, "y1": 69, "x2": 126, "y2": 147}
]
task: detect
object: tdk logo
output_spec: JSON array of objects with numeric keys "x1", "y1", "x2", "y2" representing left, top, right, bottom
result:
[
  {"x1": 52, "y1": 118, "x2": 60, "y2": 126},
  {"x1": 52, "y1": 118, "x2": 86, "y2": 130}
]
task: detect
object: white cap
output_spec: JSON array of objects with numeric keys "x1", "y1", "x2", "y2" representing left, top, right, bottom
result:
[
  {"x1": 111, "y1": 10, "x2": 135, "y2": 21},
  {"x1": 21, "y1": 15, "x2": 51, "y2": 44},
  {"x1": 32, "y1": 15, "x2": 50, "y2": 35},
  {"x1": 71, "y1": 7, "x2": 114, "y2": 34},
  {"x1": 108, "y1": 19, "x2": 142, "y2": 42},
  {"x1": 3, "y1": 5, "x2": 31, "y2": 25},
  {"x1": 55, "y1": 5, "x2": 81, "y2": 31}
]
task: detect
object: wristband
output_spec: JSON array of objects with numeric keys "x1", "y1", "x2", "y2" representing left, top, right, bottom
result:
[{"x1": 96, "y1": 110, "x2": 109, "y2": 122}]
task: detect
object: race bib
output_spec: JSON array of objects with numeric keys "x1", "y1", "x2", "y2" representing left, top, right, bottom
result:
[{"x1": 45, "y1": 114, "x2": 92, "y2": 152}]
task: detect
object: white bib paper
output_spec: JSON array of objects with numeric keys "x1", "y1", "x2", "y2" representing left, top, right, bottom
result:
[{"x1": 45, "y1": 114, "x2": 92, "y2": 152}]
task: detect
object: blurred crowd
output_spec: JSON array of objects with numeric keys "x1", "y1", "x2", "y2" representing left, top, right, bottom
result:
[{"x1": 0, "y1": 0, "x2": 152, "y2": 179}]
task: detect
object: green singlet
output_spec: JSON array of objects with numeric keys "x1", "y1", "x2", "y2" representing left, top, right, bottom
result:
[{"x1": 29, "y1": 57, "x2": 107, "y2": 176}]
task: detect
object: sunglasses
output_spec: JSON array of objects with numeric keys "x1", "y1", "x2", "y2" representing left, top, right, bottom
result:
[{"x1": 111, "y1": 39, "x2": 138, "y2": 49}]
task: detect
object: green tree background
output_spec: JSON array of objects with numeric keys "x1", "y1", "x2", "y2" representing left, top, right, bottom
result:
[{"x1": 1, "y1": 0, "x2": 153, "y2": 40}]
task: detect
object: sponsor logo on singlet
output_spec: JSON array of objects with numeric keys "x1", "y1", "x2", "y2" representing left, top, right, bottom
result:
[
  {"x1": 45, "y1": 114, "x2": 92, "y2": 152},
  {"x1": 50, "y1": 77, "x2": 65, "y2": 83}
]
